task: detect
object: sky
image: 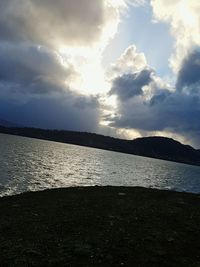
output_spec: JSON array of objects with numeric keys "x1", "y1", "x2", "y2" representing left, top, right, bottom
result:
[{"x1": 0, "y1": 0, "x2": 200, "y2": 147}]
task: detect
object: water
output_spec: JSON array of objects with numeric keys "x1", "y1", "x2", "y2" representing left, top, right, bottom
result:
[{"x1": 0, "y1": 133, "x2": 200, "y2": 197}]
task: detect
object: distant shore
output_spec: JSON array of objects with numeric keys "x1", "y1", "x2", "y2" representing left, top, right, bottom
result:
[
  {"x1": 0, "y1": 186, "x2": 200, "y2": 266},
  {"x1": 1, "y1": 126, "x2": 200, "y2": 167}
]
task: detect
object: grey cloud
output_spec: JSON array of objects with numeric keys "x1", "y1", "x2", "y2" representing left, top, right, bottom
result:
[
  {"x1": 0, "y1": 93, "x2": 100, "y2": 132},
  {"x1": 0, "y1": 0, "x2": 113, "y2": 133},
  {"x1": 107, "y1": 50, "x2": 200, "y2": 146},
  {"x1": 0, "y1": 43, "x2": 73, "y2": 94},
  {"x1": 0, "y1": 43, "x2": 100, "y2": 132},
  {"x1": 109, "y1": 69, "x2": 154, "y2": 101},
  {"x1": 109, "y1": 91, "x2": 200, "y2": 134},
  {"x1": 73, "y1": 96, "x2": 100, "y2": 110},
  {"x1": 0, "y1": 0, "x2": 107, "y2": 47},
  {"x1": 176, "y1": 50, "x2": 200, "y2": 92},
  {"x1": 150, "y1": 89, "x2": 171, "y2": 106}
]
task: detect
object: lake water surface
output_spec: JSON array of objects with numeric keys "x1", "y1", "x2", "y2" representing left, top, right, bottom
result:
[{"x1": 0, "y1": 133, "x2": 200, "y2": 196}]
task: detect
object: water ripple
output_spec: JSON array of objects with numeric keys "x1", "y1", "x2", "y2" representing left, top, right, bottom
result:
[{"x1": 0, "y1": 133, "x2": 200, "y2": 197}]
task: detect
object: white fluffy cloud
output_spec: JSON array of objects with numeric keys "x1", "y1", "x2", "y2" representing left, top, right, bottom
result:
[
  {"x1": 109, "y1": 45, "x2": 147, "y2": 78},
  {"x1": 151, "y1": 0, "x2": 200, "y2": 72}
]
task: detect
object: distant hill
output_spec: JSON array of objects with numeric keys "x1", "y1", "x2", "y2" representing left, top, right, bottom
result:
[
  {"x1": 131, "y1": 136, "x2": 200, "y2": 165},
  {"x1": 0, "y1": 126, "x2": 199, "y2": 166}
]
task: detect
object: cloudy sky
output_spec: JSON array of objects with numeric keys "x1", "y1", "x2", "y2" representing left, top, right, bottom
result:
[{"x1": 0, "y1": 0, "x2": 200, "y2": 147}]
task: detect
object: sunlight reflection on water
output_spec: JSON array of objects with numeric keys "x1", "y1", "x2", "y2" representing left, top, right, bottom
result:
[{"x1": 0, "y1": 133, "x2": 200, "y2": 196}]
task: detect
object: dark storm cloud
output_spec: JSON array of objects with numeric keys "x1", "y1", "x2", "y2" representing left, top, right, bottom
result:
[
  {"x1": 109, "y1": 69, "x2": 153, "y2": 101},
  {"x1": 0, "y1": 44, "x2": 100, "y2": 132},
  {"x1": 108, "y1": 49, "x2": 200, "y2": 146},
  {"x1": 149, "y1": 89, "x2": 171, "y2": 106},
  {"x1": 0, "y1": 93, "x2": 100, "y2": 132},
  {"x1": 176, "y1": 50, "x2": 200, "y2": 92},
  {"x1": 110, "y1": 91, "x2": 200, "y2": 132},
  {"x1": 0, "y1": 0, "x2": 117, "y2": 132},
  {"x1": 0, "y1": 0, "x2": 106, "y2": 47},
  {"x1": 0, "y1": 44, "x2": 72, "y2": 94}
]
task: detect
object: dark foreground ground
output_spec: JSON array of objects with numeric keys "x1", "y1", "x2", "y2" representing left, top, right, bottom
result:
[{"x1": 0, "y1": 186, "x2": 200, "y2": 267}]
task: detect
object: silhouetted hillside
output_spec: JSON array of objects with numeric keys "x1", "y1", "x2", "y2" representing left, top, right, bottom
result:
[
  {"x1": 131, "y1": 136, "x2": 200, "y2": 165},
  {"x1": 0, "y1": 126, "x2": 200, "y2": 166}
]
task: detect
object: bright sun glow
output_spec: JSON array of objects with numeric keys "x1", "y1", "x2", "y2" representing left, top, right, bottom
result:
[
  {"x1": 77, "y1": 62, "x2": 110, "y2": 95},
  {"x1": 59, "y1": 47, "x2": 109, "y2": 94}
]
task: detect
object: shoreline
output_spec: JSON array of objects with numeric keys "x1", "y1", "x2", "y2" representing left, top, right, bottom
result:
[
  {"x1": 1, "y1": 185, "x2": 200, "y2": 199},
  {"x1": 1, "y1": 129, "x2": 200, "y2": 168},
  {"x1": 0, "y1": 186, "x2": 200, "y2": 266}
]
